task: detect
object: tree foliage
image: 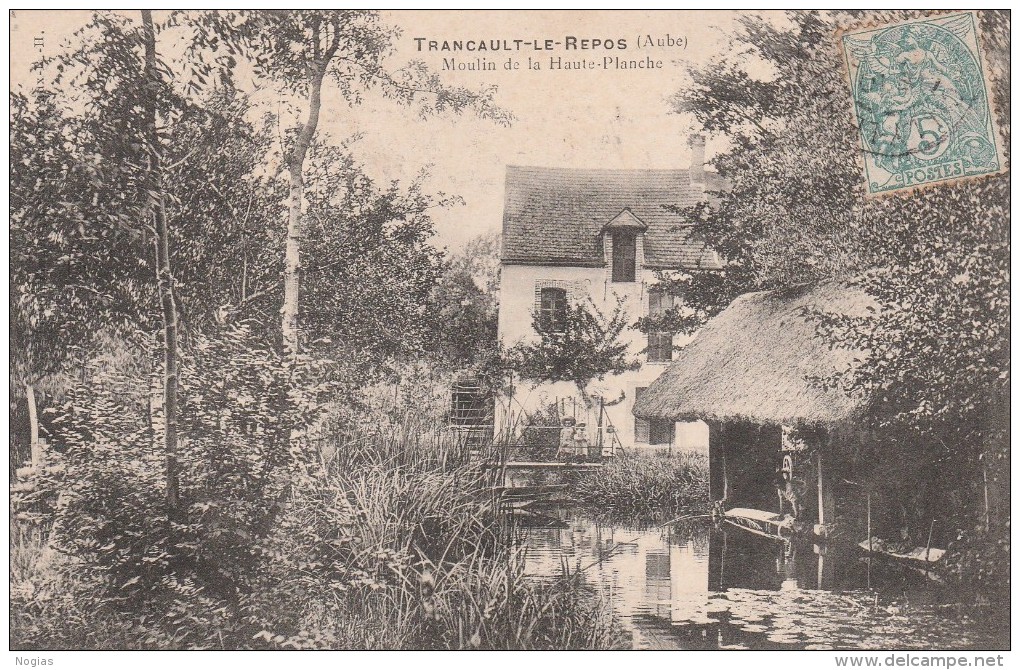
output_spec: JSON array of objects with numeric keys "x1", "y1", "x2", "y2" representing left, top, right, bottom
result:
[
  {"x1": 301, "y1": 148, "x2": 447, "y2": 382},
  {"x1": 665, "y1": 10, "x2": 1008, "y2": 574},
  {"x1": 667, "y1": 10, "x2": 1009, "y2": 426},
  {"x1": 9, "y1": 325, "x2": 325, "y2": 647},
  {"x1": 427, "y1": 233, "x2": 501, "y2": 369},
  {"x1": 507, "y1": 299, "x2": 640, "y2": 396},
  {"x1": 10, "y1": 6, "x2": 507, "y2": 607},
  {"x1": 186, "y1": 9, "x2": 511, "y2": 356},
  {"x1": 9, "y1": 16, "x2": 283, "y2": 381},
  {"x1": 9, "y1": 8, "x2": 529, "y2": 649}
]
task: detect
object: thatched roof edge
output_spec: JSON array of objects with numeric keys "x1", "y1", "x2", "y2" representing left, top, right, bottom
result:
[{"x1": 633, "y1": 281, "x2": 874, "y2": 426}]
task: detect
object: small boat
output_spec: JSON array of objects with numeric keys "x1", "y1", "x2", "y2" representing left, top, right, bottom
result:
[
  {"x1": 857, "y1": 537, "x2": 945, "y2": 565},
  {"x1": 722, "y1": 507, "x2": 793, "y2": 540},
  {"x1": 719, "y1": 507, "x2": 825, "y2": 541}
]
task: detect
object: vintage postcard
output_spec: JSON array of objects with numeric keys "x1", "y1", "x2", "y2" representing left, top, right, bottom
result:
[{"x1": 8, "y1": 9, "x2": 1010, "y2": 659}]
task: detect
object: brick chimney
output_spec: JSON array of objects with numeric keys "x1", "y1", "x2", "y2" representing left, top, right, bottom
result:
[{"x1": 688, "y1": 134, "x2": 706, "y2": 185}]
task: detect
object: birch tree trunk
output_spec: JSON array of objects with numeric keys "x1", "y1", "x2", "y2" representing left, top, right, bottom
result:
[
  {"x1": 142, "y1": 10, "x2": 181, "y2": 515},
  {"x1": 282, "y1": 60, "x2": 327, "y2": 357},
  {"x1": 26, "y1": 382, "x2": 41, "y2": 468}
]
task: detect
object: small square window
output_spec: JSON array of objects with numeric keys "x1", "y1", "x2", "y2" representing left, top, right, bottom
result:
[{"x1": 634, "y1": 388, "x2": 674, "y2": 445}]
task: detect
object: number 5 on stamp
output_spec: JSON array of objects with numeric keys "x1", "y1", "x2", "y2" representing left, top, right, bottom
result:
[{"x1": 841, "y1": 12, "x2": 1005, "y2": 195}]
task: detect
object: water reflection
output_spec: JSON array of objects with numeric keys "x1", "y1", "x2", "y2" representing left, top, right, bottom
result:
[{"x1": 519, "y1": 512, "x2": 1006, "y2": 650}]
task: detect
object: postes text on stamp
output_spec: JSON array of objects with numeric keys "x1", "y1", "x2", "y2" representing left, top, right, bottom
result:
[{"x1": 841, "y1": 12, "x2": 1003, "y2": 195}]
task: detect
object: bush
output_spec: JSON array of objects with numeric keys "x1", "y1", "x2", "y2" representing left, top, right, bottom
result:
[
  {"x1": 516, "y1": 402, "x2": 565, "y2": 462},
  {"x1": 11, "y1": 360, "x2": 627, "y2": 649},
  {"x1": 941, "y1": 520, "x2": 1011, "y2": 603},
  {"x1": 12, "y1": 326, "x2": 317, "y2": 646}
]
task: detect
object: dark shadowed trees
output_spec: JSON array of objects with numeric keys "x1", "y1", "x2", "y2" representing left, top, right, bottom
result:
[
  {"x1": 427, "y1": 233, "x2": 501, "y2": 369},
  {"x1": 660, "y1": 10, "x2": 1008, "y2": 583},
  {"x1": 300, "y1": 147, "x2": 448, "y2": 383}
]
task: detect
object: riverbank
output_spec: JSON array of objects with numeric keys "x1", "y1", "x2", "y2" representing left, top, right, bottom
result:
[{"x1": 11, "y1": 403, "x2": 629, "y2": 650}]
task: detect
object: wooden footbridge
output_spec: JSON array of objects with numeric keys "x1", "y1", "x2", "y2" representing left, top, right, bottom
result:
[{"x1": 501, "y1": 460, "x2": 604, "y2": 470}]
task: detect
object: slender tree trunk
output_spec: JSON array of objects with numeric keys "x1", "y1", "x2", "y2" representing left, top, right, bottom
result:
[
  {"x1": 142, "y1": 10, "x2": 181, "y2": 515},
  {"x1": 26, "y1": 382, "x2": 41, "y2": 468},
  {"x1": 982, "y1": 459, "x2": 990, "y2": 531},
  {"x1": 282, "y1": 63, "x2": 327, "y2": 357}
]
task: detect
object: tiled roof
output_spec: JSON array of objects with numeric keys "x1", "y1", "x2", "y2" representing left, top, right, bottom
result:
[{"x1": 501, "y1": 165, "x2": 721, "y2": 269}]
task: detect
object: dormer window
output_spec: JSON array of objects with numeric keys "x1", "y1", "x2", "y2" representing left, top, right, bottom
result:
[
  {"x1": 603, "y1": 208, "x2": 646, "y2": 283},
  {"x1": 611, "y1": 231, "x2": 636, "y2": 282}
]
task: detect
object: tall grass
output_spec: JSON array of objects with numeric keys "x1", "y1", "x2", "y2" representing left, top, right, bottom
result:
[
  {"x1": 11, "y1": 383, "x2": 629, "y2": 650},
  {"x1": 261, "y1": 401, "x2": 628, "y2": 649},
  {"x1": 571, "y1": 450, "x2": 710, "y2": 525},
  {"x1": 11, "y1": 522, "x2": 143, "y2": 649}
]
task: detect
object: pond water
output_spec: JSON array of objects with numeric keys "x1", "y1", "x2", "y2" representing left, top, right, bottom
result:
[{"x1": 517, "y1": 510, "x2": 1008, "y2": 650}]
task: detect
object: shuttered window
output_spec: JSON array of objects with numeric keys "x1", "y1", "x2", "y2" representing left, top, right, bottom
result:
[
  {"x1": 538, "y1": 287, "x2": 568, "y2": 333},
  {"x1": 649, "y1": 419, "x2": 675, "y2": 446},
  {"x1": 634, "y1": 386, "x2": 674, "y2": 445},
  {"x1": 634, "y1": 387, "x2": 650, "y2": 443},
  {"x1": 647, "y1": 288, "x2": 674, "y2": 362},
  {"x1": 612, "y1": 232, "x2": 636, "y2": 282},
  {"x1": 648, "y1": 333, "x2": 673, "y2": 363}
]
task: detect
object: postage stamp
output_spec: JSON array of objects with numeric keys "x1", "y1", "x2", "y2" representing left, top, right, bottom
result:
[{"x1": 841, "y1": 12, "x2": 1004, "y2": 195}]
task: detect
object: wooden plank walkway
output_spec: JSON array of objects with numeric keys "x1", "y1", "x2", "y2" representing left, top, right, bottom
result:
[
  {"x1": 494, "y1": 484, "x2": 571, "y2": 497},
  {"x1": 501, "y1": 461, "x2": 604, "y2": 469}
]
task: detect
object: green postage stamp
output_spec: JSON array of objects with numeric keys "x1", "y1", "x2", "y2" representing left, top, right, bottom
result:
[{"x1": 841, "y1": 12, "x2": 1004, "y2": 195}]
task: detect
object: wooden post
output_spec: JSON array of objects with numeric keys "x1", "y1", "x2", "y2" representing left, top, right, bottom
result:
[
  {"x1": 982, "y1": 460, "x2": 990, "y2": 531},
  {"x1": 708, "y1": 527, "x2": 724, "y2": 592},
  {"x1": 708, "y1": 422, "x2": 724, "y2": 501},
  {"x1": 866, "y1": 491, "x2": 872, "y2": 551},
  {"x1": 866, "y1": 490, "x2": 872, "y2": 589},
  {"x1": 815, "y1": 448, "x2": 834, "y2": 534},
  {"x1": 721, "y1": 530, "x2": 728, "y2": 589},
  {"x1": 925, "y1": 519, "x2": 935, "y2": 566},
  {"x1": 504, "y1": 371, "x2": 514, "y2": 442},
  {"x1": 722, "y1": 449, "x2": 729, "y2": 500},
  {"x1": 817, "y1": 451, "x2": 825, "y2": 526}
]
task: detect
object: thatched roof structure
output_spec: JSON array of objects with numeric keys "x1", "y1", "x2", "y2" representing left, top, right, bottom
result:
[{"x1": 633, "y1": 281, "x2": 874, "y2": 426}]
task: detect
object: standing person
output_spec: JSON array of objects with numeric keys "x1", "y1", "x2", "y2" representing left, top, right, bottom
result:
[
  {"x1": 556, "y1": 417, "x2": 576, "y2": 460},
  {"x1": 573, "y1": 422, "x2": 590, "y2": 461}
]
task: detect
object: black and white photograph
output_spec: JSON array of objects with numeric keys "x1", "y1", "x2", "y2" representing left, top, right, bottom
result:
[{"x1": 8, "y1": 9, "x2": 1011, "y2": 658}]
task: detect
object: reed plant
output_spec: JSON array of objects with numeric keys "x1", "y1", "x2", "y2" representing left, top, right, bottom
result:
[
  {"x1": 256, "y1": 400, "x2": 628, "y2": 649},
  {"x1": 570, "y1": 450, "x2": 710, "y2": 525}
]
